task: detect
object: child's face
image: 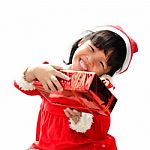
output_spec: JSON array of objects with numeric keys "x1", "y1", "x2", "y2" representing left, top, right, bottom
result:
[{"x1": 70, "y1": 40, "x2": 111, "y2": 76}]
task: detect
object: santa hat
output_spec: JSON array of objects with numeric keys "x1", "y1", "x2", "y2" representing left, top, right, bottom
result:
[{"x1": 89, "y1": 25, "x2": 138, "y2": 75}]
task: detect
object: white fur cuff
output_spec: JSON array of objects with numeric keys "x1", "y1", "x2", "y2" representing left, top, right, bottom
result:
[
  {"x1": 16, "y1": 76, "x2": 35, "y2": 91},
  {"x1": 69, "y1": 112, "x2": 93, "y2": 133}
]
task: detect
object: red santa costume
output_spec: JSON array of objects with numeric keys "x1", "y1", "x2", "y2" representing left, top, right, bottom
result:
[{"x1": 14, "y1": 25, "x2": 138, "y2": 150}]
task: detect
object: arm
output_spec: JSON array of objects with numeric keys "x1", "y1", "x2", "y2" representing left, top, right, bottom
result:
[{"x1": 14, "y1": 63, "x2": 70, "y2": 95}]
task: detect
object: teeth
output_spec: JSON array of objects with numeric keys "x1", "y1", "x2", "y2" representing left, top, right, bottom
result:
[{"x1": 80, "y1": 59, "x2": 88, "y2": 70}]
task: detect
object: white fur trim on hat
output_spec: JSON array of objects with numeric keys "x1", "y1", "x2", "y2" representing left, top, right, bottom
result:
[{"x1": 69, "y1": 112, "x2": 93, "y2": 133}]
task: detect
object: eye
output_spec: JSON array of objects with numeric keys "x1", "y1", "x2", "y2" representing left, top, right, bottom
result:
[
  {"x1": 99, "y1": 61, "x2": 104, "y2": 69},
  {"x1": 88, "y1": 45, "x2": 94, "y2": 52}
]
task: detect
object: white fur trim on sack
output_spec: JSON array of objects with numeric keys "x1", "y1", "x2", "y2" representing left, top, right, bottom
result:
[
  {"x1": 69, "y1": 112, "x2": 93, "y2": 133},
  {"x1": 16, "y1": 76, "x2": 35, "y2": 91}
]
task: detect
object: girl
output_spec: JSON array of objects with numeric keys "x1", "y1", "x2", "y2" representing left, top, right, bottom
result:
[{"x1": 14, "y1": 25, "x2": 138, "y2": 150}]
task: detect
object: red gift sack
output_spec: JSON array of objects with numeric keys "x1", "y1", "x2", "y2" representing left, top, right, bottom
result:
[{"x1": 33, "y1": 70, "x2": 117, "y2": 116}]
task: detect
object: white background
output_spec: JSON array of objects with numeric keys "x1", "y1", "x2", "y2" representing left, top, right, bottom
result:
[{"x1": 0, "y1": 0, "x2": 149, "y2": 149}]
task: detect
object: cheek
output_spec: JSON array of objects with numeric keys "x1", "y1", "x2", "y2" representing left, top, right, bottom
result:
[
  {"x1": 71, "y1": 55, "x2": 79, "y2": 70},
  {"x1": 91, "y1": 67, "x2": 103, "y2": 76},
  {"x1": 72, "y1": 50, "x2": 80, "y2": 60},
  {"x1": 72, "y1": 48, "x2": 86, "y2": 64},
  {"x1": 71, "y1": 55, "x2": 78, "y2": 66},
  {"x1": 92, "y1": 63, "x2": 109, "y2": 76}
]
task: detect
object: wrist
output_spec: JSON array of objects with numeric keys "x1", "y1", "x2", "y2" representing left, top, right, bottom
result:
[{"x1": 24, "y1": 67, "x2": 36, "y2": 82}]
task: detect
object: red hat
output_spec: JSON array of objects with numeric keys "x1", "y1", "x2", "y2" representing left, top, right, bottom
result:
[{"x1": 90, "y1": 25, "x2": 138, "y2": 75}]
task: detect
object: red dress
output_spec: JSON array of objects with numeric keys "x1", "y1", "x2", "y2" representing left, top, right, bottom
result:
[{"x1": 14, "y1": 81, "x2": 117, "y2": 150}]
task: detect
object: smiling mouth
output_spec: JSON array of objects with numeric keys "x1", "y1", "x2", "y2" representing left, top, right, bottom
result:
[{"x1": 79, "y1": 59, "x2": 88, "y2": 71}]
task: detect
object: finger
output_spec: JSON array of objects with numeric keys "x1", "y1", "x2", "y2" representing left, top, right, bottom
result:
[
  {"x1": 72, "y1": 116, "x2": 80, "y2": 124},
  {"x1": 64, "y1": 109, "x2": 71, "y2": 118},
  {"x1": 47, "y1": 79, "x2": 57, "y2": 91},
  {"x1": 50, "y1": 75, "x2": 63, "y2": 91},
  {"x1": 64, "y1": 108, "x2": 80, "y2": 124},
  {"x1": 42, "y1": 82, "x2": 50, "y2": 92},
  {"x1": 65, "y1": 108, "x2": 76, "y2": 116},
  {"x1": 72, "y1": 109, "x2": 81, "y2": 116},
  {"x1": 54, "y1": 70, "x2": 70, "y2": 81},
  {"x1": 51, "y1": 65, "x2": 63, "y2": 71}
]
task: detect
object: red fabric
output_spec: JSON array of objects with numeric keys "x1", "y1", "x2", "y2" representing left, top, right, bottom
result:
[{"x1": 14, "y1": 81, "x2": 117, "y2": 150}]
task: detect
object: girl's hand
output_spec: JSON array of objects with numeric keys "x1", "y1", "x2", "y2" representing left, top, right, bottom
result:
[
  {"x1": 25, "y1": 64, "x2": 70, "y2": 92},
  {"x1": 64, "y1": 108, "x2": 81, "y2": 124}
]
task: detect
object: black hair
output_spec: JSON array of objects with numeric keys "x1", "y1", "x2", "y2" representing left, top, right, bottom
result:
[{"x1": 65, "y1": 30, "x2": 126, "y2": 76}]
